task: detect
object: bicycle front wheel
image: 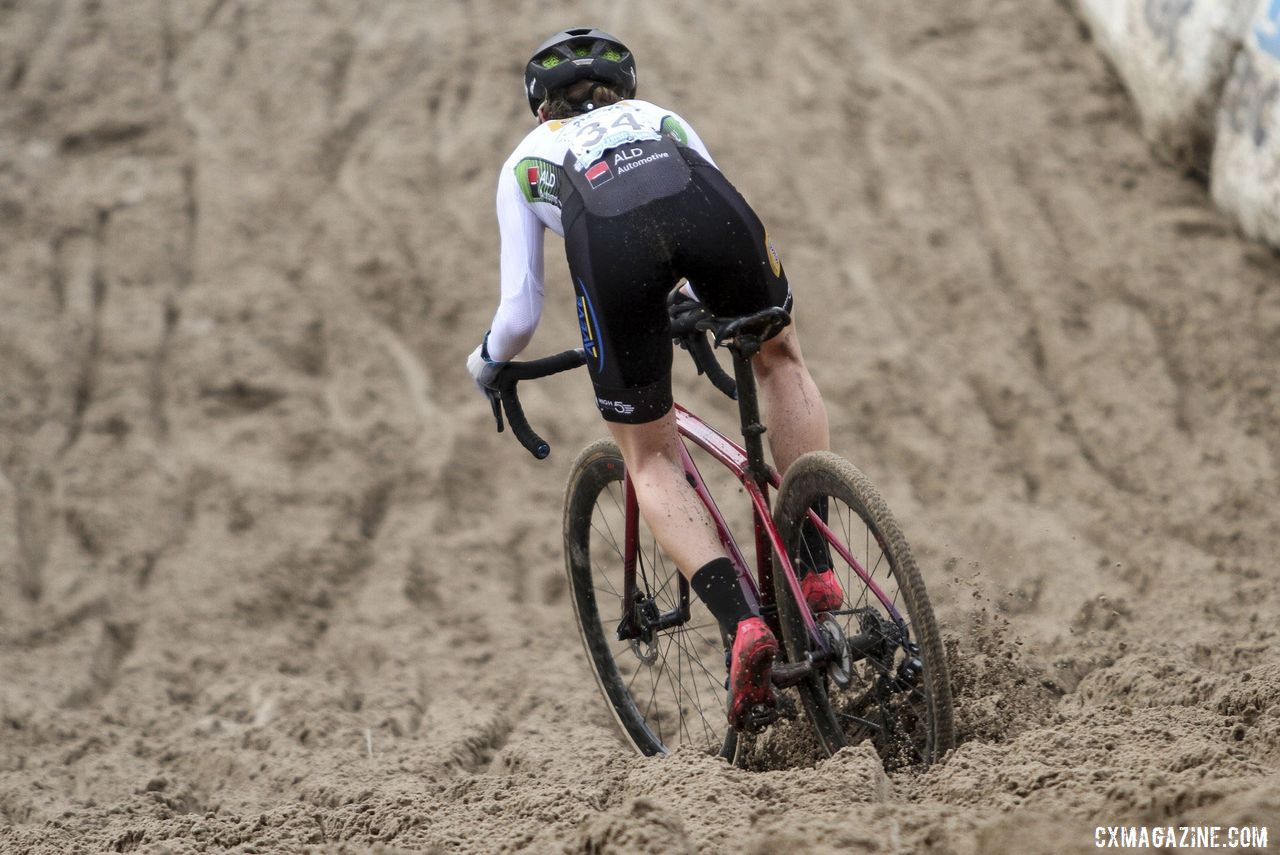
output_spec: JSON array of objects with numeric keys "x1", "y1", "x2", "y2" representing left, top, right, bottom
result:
[
  {"x1": 563, "y1": 439, "x2": 736, "y2": 758},
  {"x1": 773, "y1": 451, "x2": 954, "y2": 769}
]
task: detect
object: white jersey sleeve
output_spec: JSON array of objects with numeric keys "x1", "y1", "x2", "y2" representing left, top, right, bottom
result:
[{"x1": 486, "y1": 162, "x2": 546, "y2": 362}]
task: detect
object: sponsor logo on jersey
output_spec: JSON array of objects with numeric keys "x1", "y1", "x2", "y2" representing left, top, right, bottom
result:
[
  {"x1": 515, "y1": 158, "x2": 561, "y2": 206},
  {"x1": 576, "y1": 284, "x2": 604, "y2": 371},
  {"x1": 765, "y1": 230, "x2": 782, "y2": 278},
  {"x1": 615, "y1": 149, "x2": 670, "y2": 175},
  {"x1": 585, "y1": 160, "x2": 613, "y2": 189},
  {"x1": 659, "y1": 115, "x2": 689, "y2": 145},
  {"x1": 596, "y1": 397, "x2": 636, "y2": 416}
]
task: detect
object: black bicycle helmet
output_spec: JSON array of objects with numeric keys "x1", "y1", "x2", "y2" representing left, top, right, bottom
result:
[{"x1": 524, "y1": 27, "x2": 637, "y2": 116}]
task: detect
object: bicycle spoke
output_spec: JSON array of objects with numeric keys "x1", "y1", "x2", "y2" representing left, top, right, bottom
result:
[
  {"x1": 654, "y1": 542, "x2": 675, "y2": 585},
  {"x1": 661, "y1": 640, "x2": 690, "y2": 746},
  {"x1": 642, "y1": 636, "x2": 675, "y2": 745},
  {"x1": 592, "y1": 584, "x2": 621, "y2": 600},
  {"x1": 669, "y1": 629, "x2": 723, "y2": 750},
  {"x1": 672, "y1": 633, "x2": 690, "y2": 746},
  {"x1": 647, "y1": 540, "x2": 674, "y2": 611},
  {"x1": 675, "y1": 630, "x2": 720, "y2": 749},
  {"x1": 676, "y1": 616, "x2": 728, "y2": 668},
  {"x1": 680, "y1": 636, "x2": 728, "y2": 688},
  {"x1": 640, "y1": 645, "x2": 665, "y2": 724},
  {"x1": 655, "y1": 562, "x2": 681, "y2": 611},
  {"x1": 594, "y1": 486, "x2": 624, "y2": 555},
  {"x1": 591, "y1": 521, "x2": 621, "y2": 560},
  {"x1": 668, "y1": 629, "x2": 727, "y2": 699},
  {"x1": 636, "y1": 546, "x2": 651, "y2": 594},
  {"x1": 674, "y1": 620, "x2": 719, "y2": 634},
  {"x1": 837, "y1": 711, "x2": 882, "y2": 731},
  {"x1": 624, "y1": 650, "x2": 644, "y2": 694},
  {"x1": 675, "y1": 632, "x2": 716, "y2": 742},
  {"x1": 605, "y1": 482, "x2": 625, "y2": 523},
  {"x1": 588, "y1": 525, "x2": 623, "y2": 599},
  {"x1": 842, "y1": 684, "x2": 877, "y2": 717},
  {"x1": 658, "y1": 638, "x2": 688, "y2": 746}
]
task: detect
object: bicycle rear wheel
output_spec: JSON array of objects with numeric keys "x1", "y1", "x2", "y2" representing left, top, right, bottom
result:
[
  {"x1": 563, "y1": 439, "x2": 736, "y2": 758},
  {"x1": 773, "y1": 451, "x2": 954, "y2": 769}
]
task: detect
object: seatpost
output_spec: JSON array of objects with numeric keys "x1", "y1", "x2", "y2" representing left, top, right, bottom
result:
[{"x1": 729, "y1": 334, "x2": 771, "y2": 488}]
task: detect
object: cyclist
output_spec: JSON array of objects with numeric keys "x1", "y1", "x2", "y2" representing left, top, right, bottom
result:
[{"x1": 467, "y1": 27, "x2": 840, "y2": 731}]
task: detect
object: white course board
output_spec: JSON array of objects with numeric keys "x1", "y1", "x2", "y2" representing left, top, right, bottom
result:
[
  {"x1": 1075, "y1": 0, "x2": 1257, "y2": 166},
  {"x1": 1212, "y1": 0, "x2": 1280, "y2": 246}
]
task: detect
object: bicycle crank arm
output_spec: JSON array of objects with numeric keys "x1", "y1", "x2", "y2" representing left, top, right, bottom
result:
[{"x1": 771, "y1": 657, "x2": 816, "y2": 688}]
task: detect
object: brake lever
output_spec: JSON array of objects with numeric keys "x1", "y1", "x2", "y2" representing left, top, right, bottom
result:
[{"x1": 489, "y1": 393, "x2": 505, "y2": 433}]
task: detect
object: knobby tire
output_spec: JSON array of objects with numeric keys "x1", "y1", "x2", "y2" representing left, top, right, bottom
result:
[{"x1": 772, "y1": 451, "x2": 955, "y2": 768}]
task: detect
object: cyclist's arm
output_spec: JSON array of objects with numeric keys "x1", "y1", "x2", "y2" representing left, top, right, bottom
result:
[{"x1": 486, "y1": 165, "x2": 546, "y2": 362}]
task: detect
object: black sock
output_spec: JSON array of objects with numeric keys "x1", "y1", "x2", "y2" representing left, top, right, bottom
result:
[
  {"x1": 690, "y1": 557, "x2": 756, "y2": 638},
  {"x1": 796, "y1": 496, "x2": 832, "y2": 579}
]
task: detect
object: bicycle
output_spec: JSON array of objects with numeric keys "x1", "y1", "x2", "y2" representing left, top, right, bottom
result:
[{"x1": 489, "y1": 297, "x2": 954, "y2": 770}]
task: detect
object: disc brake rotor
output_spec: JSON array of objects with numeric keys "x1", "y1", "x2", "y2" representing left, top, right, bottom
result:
[
  {"x1": 818, "y1": 614, "x2": 853, "y2": 688},
  {"x1": 628, "y1": 595, "x2": 661, "y2": 664},
  {"x1": 629, "y1": 635, "x2": 659, "y2": 665}
]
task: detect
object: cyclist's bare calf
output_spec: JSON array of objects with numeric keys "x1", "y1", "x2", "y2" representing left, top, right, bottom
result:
[
  {"x1": 606, "y1": 409, "x2": 724, "y2": 580},
  {"x1": 753, "y1": 321, "x2": 830, "y2": 473}
]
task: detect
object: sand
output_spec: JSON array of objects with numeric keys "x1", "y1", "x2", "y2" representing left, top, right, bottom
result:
[{"x1": 1, "y1": 0, "x2": 1278, "y2": 852}]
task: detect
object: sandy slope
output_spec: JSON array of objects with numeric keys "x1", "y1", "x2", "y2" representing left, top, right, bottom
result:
[{"x1": 1, "y1": 0, "x2": 1278, "y2": 852}]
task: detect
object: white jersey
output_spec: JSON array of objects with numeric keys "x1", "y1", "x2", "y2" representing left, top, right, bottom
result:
[{"x1": 485, "y1": 99, "x2": 717, "y2": 361}]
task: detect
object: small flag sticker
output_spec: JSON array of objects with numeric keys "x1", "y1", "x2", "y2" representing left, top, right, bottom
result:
[
  {"x1": 527, "y1": 166, "x2": 540, "y2": 198},
  {"x1": 585, "y1": 160, "x2": 613, "y2": 189}
]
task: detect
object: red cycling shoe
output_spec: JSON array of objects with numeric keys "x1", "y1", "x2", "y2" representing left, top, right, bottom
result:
[
  {"x1": 727, "y1": 616, "x2": 778, "y2": 731},
  {"x1": 801, "y1": 568, "x2": 844, "y2": 614}
]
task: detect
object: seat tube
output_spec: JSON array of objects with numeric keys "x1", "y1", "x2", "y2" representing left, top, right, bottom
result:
[
  {"x1": 731, "y1": 340, "x2": 777, "y2": 614},
  {"x1": 730, "y1": 343, "x2": 770, "y2": 488},
  {"x1": 622, "y1": 470, "x2": 639, "y2": 611}
]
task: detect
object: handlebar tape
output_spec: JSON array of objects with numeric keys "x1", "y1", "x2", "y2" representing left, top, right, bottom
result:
[
  {"x1": 495, "y1": 349, "x2": 587, "y2": 459},
  {"x1": 687, "y1": 333, "x2": 737, "y2": 400},
  {"x1": 499, "y1": 348, "x2": 587, "y2": 382},
  {"x1": 499, "y1": 385, "x2": 548, "y2": 459}
]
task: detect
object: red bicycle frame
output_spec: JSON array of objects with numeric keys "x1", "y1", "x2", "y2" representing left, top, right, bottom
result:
[{"x1": 618, "y1": 403, "x2": 905, "y2": 660}]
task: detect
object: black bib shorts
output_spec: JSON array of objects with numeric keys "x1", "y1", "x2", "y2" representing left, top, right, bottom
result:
[{"x1": 560, "y1": 140, "x2": 791, "y2": 424}]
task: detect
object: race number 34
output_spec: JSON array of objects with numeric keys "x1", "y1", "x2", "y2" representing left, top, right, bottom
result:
[{"x1": 562, "y1": 105, "x2": 660, "y2": 170}]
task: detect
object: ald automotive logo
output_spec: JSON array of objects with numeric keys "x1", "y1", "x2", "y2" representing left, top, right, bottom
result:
[{"x1": 1259, "y1": 0, "x2": 1280, "y2": 59}]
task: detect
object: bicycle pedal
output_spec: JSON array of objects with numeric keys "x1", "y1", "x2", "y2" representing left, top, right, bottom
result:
[{"x1": 742, "y1": 703, "x2": 779, "y2": 734}]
